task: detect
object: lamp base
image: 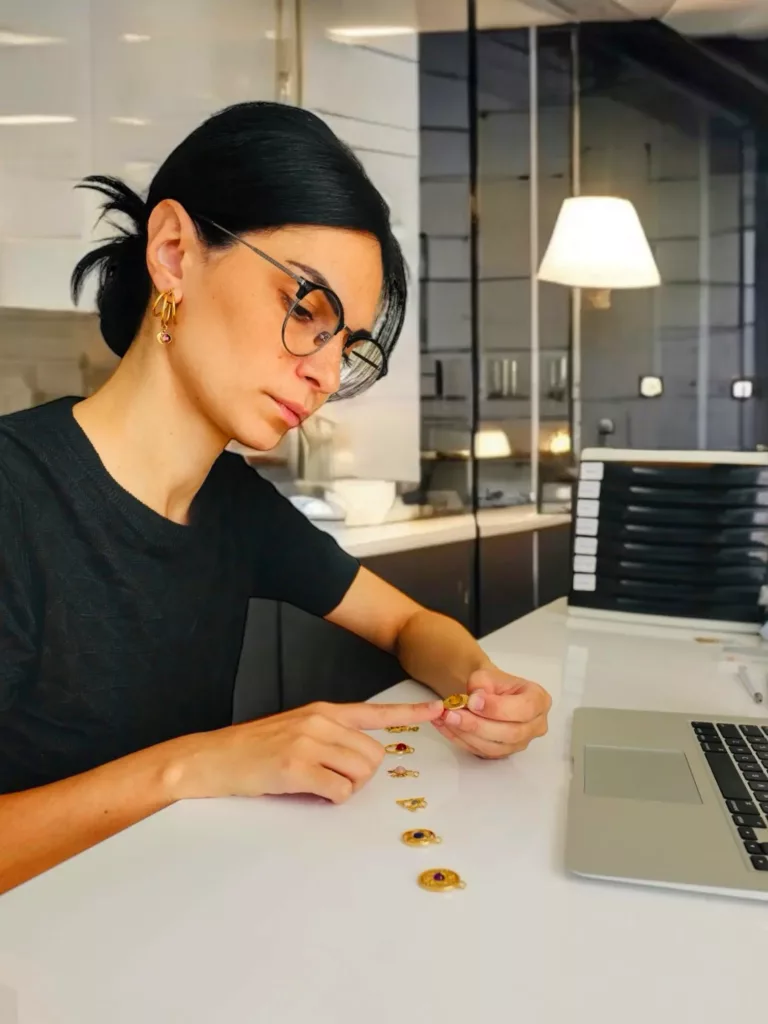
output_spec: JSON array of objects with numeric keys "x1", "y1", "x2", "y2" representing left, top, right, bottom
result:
[{"x1": 585, "y1": 287, "x2": 612, "y2": 310}]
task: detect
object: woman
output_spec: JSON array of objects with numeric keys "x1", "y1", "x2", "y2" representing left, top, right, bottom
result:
[{"x1": 0, "y1": 102, "x2": 551, "y2": 893}]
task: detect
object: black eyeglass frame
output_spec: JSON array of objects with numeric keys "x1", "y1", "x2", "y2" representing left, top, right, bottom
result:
[{"x1": 195, "y1": 215, "x2": 388, "y2": 385}]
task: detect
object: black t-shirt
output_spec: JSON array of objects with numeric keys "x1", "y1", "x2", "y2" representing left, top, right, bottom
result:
[{"x1": 0, "y1": 397, "x2": 359, "y2": 794}]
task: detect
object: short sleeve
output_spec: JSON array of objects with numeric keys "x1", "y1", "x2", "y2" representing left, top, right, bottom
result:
[
  {"x1": 231, "y1": 464, "x2": 360, "y2": 616},
  {"x1": 0, "y1": 467, "x2": 38, "y2": 711}
]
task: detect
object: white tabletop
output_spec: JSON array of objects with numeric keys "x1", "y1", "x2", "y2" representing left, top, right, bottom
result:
[{"x1": 1, "y1": 599, "x2": 767, "y2": 1024}]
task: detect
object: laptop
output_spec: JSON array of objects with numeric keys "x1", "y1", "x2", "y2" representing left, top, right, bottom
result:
[{"x1": 566, "y1": 708, "x2": 768, "y2": 899}]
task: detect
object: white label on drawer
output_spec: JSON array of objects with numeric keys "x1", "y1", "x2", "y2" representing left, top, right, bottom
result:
[
  {"x1": 573, "y1": 554, "x2": 597, "y2": 574},
  {"x1": 580, "y1": 461, "x2": 605, "y2": 481},
  {"x1": 574, "y1": 536, "x2": 598, "y2": 556},
  {"x1": 573, "y1": 573, "x2": 597, "y2": 592},
  {"x1": 577, "y1": 480, "x2": 601, "y2": 499},
  {"x1": 575, "y1": 517, "x2": 599, "y2": 536},
  {"x1": 576, "y1": 499, "x2": 600, "y2": 518}
]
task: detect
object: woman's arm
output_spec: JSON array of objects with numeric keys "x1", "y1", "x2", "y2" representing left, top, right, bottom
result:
[
  {"x1": 326, "y1": 567, "x2": 551, "y2": 757},
  {"x1": 325, "y1": 567, "x2": 491, "y2": 698},
  {"x1": 0, "y1": 741, "x2": 176, "y2": 895},
  {"x1": 0, "y1": 696, "x2": 441, "y2": 895}
]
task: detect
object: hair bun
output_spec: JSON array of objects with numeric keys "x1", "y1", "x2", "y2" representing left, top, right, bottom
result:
[
  {"x1": 71, "y1": 176, "x2": 151, "y2": 356},
  {"x1": 79, "y1": 174, "x2": 148, "y2": 233}
]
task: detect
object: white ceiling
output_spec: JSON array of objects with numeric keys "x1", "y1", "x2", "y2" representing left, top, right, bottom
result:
[
  {"x1": 665, "y1": 0, "x2": 768, "y2": 36},
  {"x1": 415, "y1": 0, "x2": 768, "y2": 34}
]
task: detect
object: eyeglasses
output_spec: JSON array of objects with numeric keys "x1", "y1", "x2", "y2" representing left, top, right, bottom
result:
[{"x1": 196, "y1": 217, "x2": 388, "y2": 396}]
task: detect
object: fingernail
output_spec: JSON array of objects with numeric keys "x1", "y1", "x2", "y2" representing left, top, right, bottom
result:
[
  {"x1": 445, "y1": 710, "x2": 461, "y2": 726},
  {"x1": 468, "y1": 692, "x2": 485, "y2": 712}
]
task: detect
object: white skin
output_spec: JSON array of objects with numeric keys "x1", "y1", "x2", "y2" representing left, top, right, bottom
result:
[{"x1": 0, "y1": 199, "x2": 550, "y2": 895}]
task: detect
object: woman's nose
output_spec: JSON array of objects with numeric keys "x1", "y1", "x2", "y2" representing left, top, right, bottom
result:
[{"x1": 296, "y1": 335, "x2": 344, "y2": 396}]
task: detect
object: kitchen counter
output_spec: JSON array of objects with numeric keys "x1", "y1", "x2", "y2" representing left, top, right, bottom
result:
[{"x1": 316, "y1": 505, "x2": 571, "y2": 559}]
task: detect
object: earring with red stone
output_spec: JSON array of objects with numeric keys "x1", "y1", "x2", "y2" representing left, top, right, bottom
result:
[{"x1": 152, "y1": 290, "x2": 178, "y2": 345}]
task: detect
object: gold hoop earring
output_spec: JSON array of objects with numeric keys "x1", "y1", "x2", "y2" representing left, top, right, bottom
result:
[{"x1": 152, "y1": 290, "x2": 178, "y2": 345}]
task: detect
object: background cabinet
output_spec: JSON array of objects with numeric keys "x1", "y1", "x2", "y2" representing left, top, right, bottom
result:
[
  {"x1": 478, "y1": 531, "x2": 535, "y2": 637},
  {"x1": 537, "y1": 524, "x2": 571, "y2": 608}
]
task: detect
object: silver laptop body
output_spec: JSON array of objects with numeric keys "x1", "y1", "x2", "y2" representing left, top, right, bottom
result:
[{"x1": 566, "y1": 707, "x2": 768, "y2": 900}]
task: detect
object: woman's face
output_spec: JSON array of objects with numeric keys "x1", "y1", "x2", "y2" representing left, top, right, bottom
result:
[{"x1": 146, "y1": 202, "x2": 384, "y2": 450}]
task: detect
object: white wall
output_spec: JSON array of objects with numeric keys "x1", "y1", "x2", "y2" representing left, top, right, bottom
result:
[
  {"x1": 0, "y1": 0, "x2": 277, "y2": 311},
  {"x1": 299, "y1": 0, "x2": 421, "y2": 485},
  {"x1": 0, "y1": 0, "x2": 423, "y2": 485},
  {"x1": 0, "y1": 0, "x2": 278, "y2": 410}
]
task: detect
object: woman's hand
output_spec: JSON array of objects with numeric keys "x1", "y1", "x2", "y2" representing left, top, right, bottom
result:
[
  {"x1": 432, "y1": 668, "x2": 551, "y2": 759},
  {"x1": 165, "y1": 699, "x2": 444, "y2": 804}
]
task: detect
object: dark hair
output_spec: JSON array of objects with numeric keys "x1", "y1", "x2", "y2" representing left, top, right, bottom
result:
[{"x1": 71, "y1": 101, "x2": 406, "y2": 399}]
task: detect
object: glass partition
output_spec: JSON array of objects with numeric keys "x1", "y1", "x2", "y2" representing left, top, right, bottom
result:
[
  {"x1": 475, "y1": 25, "x2": 532, "y2": 509},
  {"x1": 577, "y1": 31, "x2": 754, "y2": 453}
]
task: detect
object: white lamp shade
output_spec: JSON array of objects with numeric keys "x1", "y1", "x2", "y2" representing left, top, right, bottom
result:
[
  {"x1": 538, "y1": 197, "x2": 661, "y2": 290},
  {"x1": 474, "y1": 428, "x2": 511, "y2": 459}
]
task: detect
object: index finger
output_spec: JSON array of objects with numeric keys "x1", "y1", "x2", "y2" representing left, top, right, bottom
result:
[{"x1": 332, "y1": 699, "x2": 444, "y2": 732}]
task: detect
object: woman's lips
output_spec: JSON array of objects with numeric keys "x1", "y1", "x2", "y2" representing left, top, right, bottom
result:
[{"x1": 270, "y1": 397, "x2": 305, "y2": 428}]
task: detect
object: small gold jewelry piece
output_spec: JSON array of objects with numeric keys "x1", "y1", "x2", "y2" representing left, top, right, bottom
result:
[
  {"x1": 152, "y1": 289, "x2": 178, "y2": 345},
  {"x1": 385, "y1": 742, "x2": 414, "y2": 755},
  {"x1": 443, "y1": 693, "x2": 469, "y2": 711},
  {"x1": 396, "y1": 797, "x2": 427, "y2": 812},
  {"x1": 386, "y1": 725, "x2": 420, "y2": 733},
  {"x1": 418, "y1": 868, "x2": 466, "y2": 892},
  {"x1": 402, "y1": 829, "x2": 442, "y2": 847},
  {"x1": 388, "y1": 766, "x2": 419, "y2": 778}
]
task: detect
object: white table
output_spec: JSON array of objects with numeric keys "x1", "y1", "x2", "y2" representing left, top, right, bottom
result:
[{"x1": 1, "y1": 599, "x2": 766, "y2": 1024}]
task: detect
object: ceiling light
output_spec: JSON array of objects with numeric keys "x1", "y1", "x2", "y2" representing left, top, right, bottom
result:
[
  {"x1": 121, "y1": 33, "x2": 151, "y2": 43},
  {"x1": 0, "y1": 115, "x2": 76, "y2": 126},
  {"x1": 110, "y1": 116, "x2": 149, "y2": 127},
  {"x1": 0, "y1": 30, "x2": 64, "y2": 46},
  {"x1": 327, "y1": 25, "x2": 416, "y2": 43}
]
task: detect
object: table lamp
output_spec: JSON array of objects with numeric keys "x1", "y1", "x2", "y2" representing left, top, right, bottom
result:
[
  {"x1": 537, "y1": 196, "x2": 661, "y2": 309},
  {"x1": 474, "y1": 428, "x2": 512, "y2": 460}
]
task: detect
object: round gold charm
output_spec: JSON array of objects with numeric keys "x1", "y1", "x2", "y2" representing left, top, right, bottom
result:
[
  {"x1": 396, "y1": 797, "x2": 427, "y2": 812},
  {"x1": 418, "y1": 868, "x2": 466, "y2": 892},
  {"x1": 385, "y1": 742, "x2": 414, "y2": 755},
  {"x1": 388, "y1": 766, "x2": 419, "y2": 778},
  {"x1": 443, "y1": 693, "x2": 469, "y2": 711},
  {"x1": 402, "y1": 828, "x2": 442, "y2": 847}
]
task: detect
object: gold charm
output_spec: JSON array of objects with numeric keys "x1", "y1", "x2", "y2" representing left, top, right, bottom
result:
[
  {"x1": 385, "y1": 742, "x2": 414, "y2": 755},
  {"x1": 396, "y1": 797, "x2": 427, "y2": 812},
  {"x1": 402, "y1": 829, "x2": 442, "y2": 847},
  {"x1": 388, "y1": 766, "x2": 419, "y2": 778},
  {"x1": 443, "y1": 693, "x2": 469, "y2": 711},
  {"x1": 418, "y1": 868, "x2": 466, "y2": 892},
  {"x1": 386, "y1": 725, "x2": 420, "y2": 733},
  {"x1": 152, "y1": 289, "x2": 178, "y2": 345}
]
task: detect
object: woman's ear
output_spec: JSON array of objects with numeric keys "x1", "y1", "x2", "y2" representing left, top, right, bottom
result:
[{"x1": 146, "y1": 199, "x2": 195, "y2": 301}]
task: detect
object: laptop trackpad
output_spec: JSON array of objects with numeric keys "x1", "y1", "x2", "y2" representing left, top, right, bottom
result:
[{"x1": 584, "y1": 746, "x2": 702, "y2": 804}]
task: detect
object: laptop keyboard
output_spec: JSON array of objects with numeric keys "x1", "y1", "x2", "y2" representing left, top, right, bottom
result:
[{"x1": 692, "y1": 722, "x2": 768, "y2": 871}]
